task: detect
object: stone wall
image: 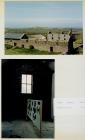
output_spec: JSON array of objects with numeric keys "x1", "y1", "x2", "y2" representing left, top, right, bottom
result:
[
  {"x1": 5, "y1": 39, "x2": 67, "y2": 53},
  {"x1": 47, "y1": 33, "x2": 70, "y2": 42}
]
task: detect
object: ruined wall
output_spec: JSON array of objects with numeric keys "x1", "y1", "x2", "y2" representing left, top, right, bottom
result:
[
  {"x1": 5, "y1": 39, "x2": 68, "y2": 53},
  {"x1": 47, "y1": 33, "x2": 70, "y2": 42}
]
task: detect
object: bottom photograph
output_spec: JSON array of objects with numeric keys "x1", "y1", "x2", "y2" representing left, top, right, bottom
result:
[{"x1": 1, "y1": 59, "x2": 55, "y2": 138}]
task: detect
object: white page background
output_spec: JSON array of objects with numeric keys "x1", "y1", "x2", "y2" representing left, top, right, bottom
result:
[{"x1": 0, "y1": 0, "x2": 85, "y2": 140}]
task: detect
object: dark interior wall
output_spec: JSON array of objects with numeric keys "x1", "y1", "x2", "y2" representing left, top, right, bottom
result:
[
  {"x1": 2, "y1": 59, "x2": 54, "y2": 121},
  {"x1": 2, "y1": 60, "x2": 18, "y2": 120}
]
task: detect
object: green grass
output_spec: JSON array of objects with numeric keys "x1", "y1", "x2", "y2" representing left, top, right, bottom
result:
[
  {"x1": 5, "y1": 45, "x2": 61, "y2": 55},
  {"x1": 73, "y1": 38, "x2": 83, "y2": 48}
]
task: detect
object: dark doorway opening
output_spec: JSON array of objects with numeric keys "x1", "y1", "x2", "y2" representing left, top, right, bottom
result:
[
  {"x1": 14, "y1": 42, "x2": 17, "y2": 46},
  {"x1": 50, "y1": 47, "x2": 53, "y2": 52}
]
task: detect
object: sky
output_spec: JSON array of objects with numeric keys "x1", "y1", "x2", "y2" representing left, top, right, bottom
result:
[{"x1": 5, "y1": 1, "x2": 83, "y2": 28}]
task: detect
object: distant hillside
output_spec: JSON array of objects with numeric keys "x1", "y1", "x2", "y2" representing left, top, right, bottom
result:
[{"x1": 5, "y1": 27, "x2": 83, "y2": 36}]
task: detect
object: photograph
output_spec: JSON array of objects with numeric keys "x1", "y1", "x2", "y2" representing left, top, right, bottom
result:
[
  {"x1": 5, "y1": 1, "x2": 83, "y2": 55},
  {"x1": 1, "y1": 59, "x2": 54, "y2": 138}
]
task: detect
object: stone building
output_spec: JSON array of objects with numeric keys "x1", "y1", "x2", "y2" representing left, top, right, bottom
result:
[
  {"x1": 5, "y1": 32, "x2": 69, "y2": 53},
  {"x1": 47, "y1": 32, "x2": 70, "y2": 42},
  {"x1": 5, "y1": 33, "x2": 46, "y2": 47}
]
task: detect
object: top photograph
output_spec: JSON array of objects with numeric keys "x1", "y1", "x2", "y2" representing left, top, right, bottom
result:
[{"x1": 5, "y1": 1, "x2": 83, "y2": 55}]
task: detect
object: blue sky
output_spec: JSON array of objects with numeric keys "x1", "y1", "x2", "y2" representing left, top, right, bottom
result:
[{"x1": 5, "y1": 1, "x2": 82, "y2": 28}]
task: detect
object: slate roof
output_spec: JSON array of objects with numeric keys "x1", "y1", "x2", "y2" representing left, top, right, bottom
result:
[{"x1": 5, "y1": 33, "x2": 27, "y2": 40}]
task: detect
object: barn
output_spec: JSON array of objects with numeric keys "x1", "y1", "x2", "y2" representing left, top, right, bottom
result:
[{"x1": 5, "y1": 33, "x2": 28, "y2": 40}]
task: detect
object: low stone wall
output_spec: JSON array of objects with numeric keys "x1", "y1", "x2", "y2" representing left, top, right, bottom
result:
[{"x1": 5, "y1": 39, "x2": 67, "y2": 53}]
